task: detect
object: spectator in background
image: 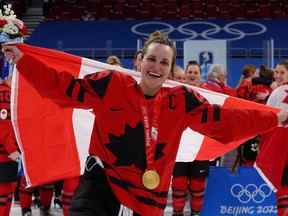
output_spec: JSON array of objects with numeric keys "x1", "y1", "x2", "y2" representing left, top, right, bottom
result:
[
  {"x1": 0, "y1": 81, "x2": 20, "y2": 216},
  {"x1": 184, "y1": 60, "x2": 202, "y2": 87},
  {"x1": 237, "y1": 64, "x2": 273, "y2": 104},
  {"x1": 237, "y1": 64, "x2": 256, "y2": 99},
  {"x1": 20, "y1": 178, "x2": 58, "y2": 216},
  {"x1": 257, "y1": 60, "x2": 288, "y2": 216},
  {"x1": 271, "y1": 63, "x2": 288, "y2": 90},
  {"x1": 0, "y1": 5, "x2": 26, "y2": 216},
  {"x1": 201, "y1": 64, "x2": 236, "y2": 96},
  {"x1": 235, "y1": 65, "x2": 273, "y2": 168},
  {"x1": 106, "y1": 55, "x2": 121, "y2": 67},
  {"x1": 171, "y1": 65, "x2": 186, "y2": 83},
  {"x1": 172, "y1": 60, "x2": 209, "y2": 216},
  {"x1": 39, "y1": 184, "x2": 55, "y2": 215},
  {"x1": 61, "y1": 177, "x2": 80, "y2": 216},
  {"x1": 133, "y1": 50, "x2": 143, "y2": 72},
  {"x1": 19, "y1": 175, "x2": 40, "y2": 216},
  {"x1": 249, "y1": 65, "x2": 273, "y2": 104},
  {"x1": 201, "y1": 64, "x2": 236, "y2": 171}
]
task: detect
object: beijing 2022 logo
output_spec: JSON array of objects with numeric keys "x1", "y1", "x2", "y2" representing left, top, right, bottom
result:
[
  {"x1": 230, "y1": 183, "x2": 273, "y2": 204},
  {"x1": 131, "y1": 21, "x2": 267, "y2": 41}
]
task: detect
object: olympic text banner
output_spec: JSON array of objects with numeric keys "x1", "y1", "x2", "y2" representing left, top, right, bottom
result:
[
  {"x1": 201, "y1": 166, "x2": 277, "y2": 216},
  {"x1": 11, "y1": 44, "x2": 279, "y2": 187}
]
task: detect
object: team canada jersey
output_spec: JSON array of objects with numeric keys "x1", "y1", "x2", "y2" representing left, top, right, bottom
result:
[
  {"x1": 17, "y1": 54, "x2": 278, "y2": 215},
  {"x1": 237, "y1": 77, "x2": 272, "y2": 104},
  {"x1": 201, "y1": 80, "x2": 236, "y2": 96},
  {"x1": 237, "y1": 79, "x2": 252, "y2": 99},
  {"x1": 0, "y1": 83, "x2": 17, "y2": 163},
  {"x1": 266, "y1": 84, "x2": 288, "y2": 111},
  {"x1": 256, "y1": 84, "x2": 288, "y2": 191}
]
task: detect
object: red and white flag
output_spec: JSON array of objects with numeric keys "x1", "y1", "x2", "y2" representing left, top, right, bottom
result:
[
  {"x1": 11, "y1": 44, "x2": 279, "y2": 187},
  {"x1": 255, "y1": 84, "x2": 288, "y2": 192},
  {"x1": 176, "y1": 87, "x2": 278, "y2": 162}
]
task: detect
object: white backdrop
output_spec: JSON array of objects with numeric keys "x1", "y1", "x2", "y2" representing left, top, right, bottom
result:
[{"x1": 184, "y1": 40, "x2": 227, "y2": 79}]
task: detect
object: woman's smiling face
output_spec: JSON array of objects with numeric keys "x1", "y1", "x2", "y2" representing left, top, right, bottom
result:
[
  {"x1": 139, "y1": 42, "x2": 174, "y2": 95},
  {"x1": 274, "y1": 64, "x2": 288, "y2": 85}
]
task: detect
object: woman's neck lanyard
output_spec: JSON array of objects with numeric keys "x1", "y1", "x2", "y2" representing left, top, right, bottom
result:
[{"x1": 140, "y1": 91, "x2": 163, "y2": 190}]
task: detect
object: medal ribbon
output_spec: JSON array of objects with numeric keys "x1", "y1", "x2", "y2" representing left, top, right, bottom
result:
[{"x1": 140, "y1": 91, "x2": 163, "y2": 171}]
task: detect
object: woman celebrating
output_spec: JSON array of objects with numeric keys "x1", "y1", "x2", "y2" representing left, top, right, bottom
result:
[
  {"x1": 257, "y1": 60, "x2": 288, "y2": 216},
  {"x1": 172, "y1": 60, "x2": 209, "y2": 216},
  {"x1": 0, "y1": 4, "x2": 26, "y2": 216},
  {"x1": 0, "y1": 81, "x2": 20, "y2": 216},
  {"x1": 3, "y1": 32, "x2": 287, "y2": 216},
  {"x1": 184, "y1": 60, "x2": 203, "y2": 87}
]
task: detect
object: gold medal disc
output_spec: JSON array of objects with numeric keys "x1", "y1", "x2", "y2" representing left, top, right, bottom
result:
[{"x1": 142, "y1": 170, "x2": 160, "y2": 190}]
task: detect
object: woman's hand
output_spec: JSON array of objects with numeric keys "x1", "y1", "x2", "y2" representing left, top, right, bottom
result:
[
  {"x1": 256, "y1": 92, "x2": 270, "y2": 101},
  {"x1": 8, "y1": 151, "x2": 21, "y2": 161},
  {"x1": 2, "y1": 45, "x2": 23, "y2": 63},
  {"x1": 277, "y1": 110, "x2": 288, "y2": 126}
]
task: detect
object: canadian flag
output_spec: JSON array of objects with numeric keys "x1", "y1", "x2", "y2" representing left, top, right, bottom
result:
[
  {"x1": 176, "y1": 87, "x2": 278, "y2": 162},
  {"x1": 11, "y1": 44, "x2": 279, "y2": 187},
  {"x1": 255, "y1": 85, "x2": 288, "y2": 192}
]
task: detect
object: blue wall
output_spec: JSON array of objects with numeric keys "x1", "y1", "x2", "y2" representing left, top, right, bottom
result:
[
  {"x1": 28, "y1": 20, "x2": 288, "y2": 49},
  {"x1": 28, "y1": 20, "x2": 288, "y2": 87}
]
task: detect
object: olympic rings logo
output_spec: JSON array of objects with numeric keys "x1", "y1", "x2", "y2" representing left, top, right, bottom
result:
[
  {"x1": 131, "y1": 21, "x2": 267, "y2": 41},
  {"x1": 230, "y1": 183, "x2": 272, "y2": 204}
]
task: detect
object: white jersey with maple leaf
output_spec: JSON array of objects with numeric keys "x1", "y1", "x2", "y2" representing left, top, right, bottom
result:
[{"x1": 267, "y1": 84, "x2": 288, "y2": 111}]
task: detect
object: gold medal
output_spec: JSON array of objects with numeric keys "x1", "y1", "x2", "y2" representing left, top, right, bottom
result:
[{"x1": 142, "y1": 170, "x2": 160, "y2": 190}]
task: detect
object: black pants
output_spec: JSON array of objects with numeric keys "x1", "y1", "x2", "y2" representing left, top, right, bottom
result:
[
  {"x1": 69, "y1": 158, "x2": 140, "y2": 216},
  {"x1": 0, "y1": 161, "x2": 18, "y2": 183},
  {"x1": 173, "y1": 161, "x2": 209, "y2": 178}
]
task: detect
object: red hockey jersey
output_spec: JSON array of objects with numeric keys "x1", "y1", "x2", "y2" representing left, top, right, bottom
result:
[
  {"x1": 0, "y1": 83, "x2": 17, "y2": 163},
  {"x1": 201, "y1": 80, "x2": 236, "y2": 96},
  {"x1": 16, "y1": 53, "x2": 278, "y2": 215},
  {"x1": 256, "y1": 84, "x2": 288, "y2": 191}
]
